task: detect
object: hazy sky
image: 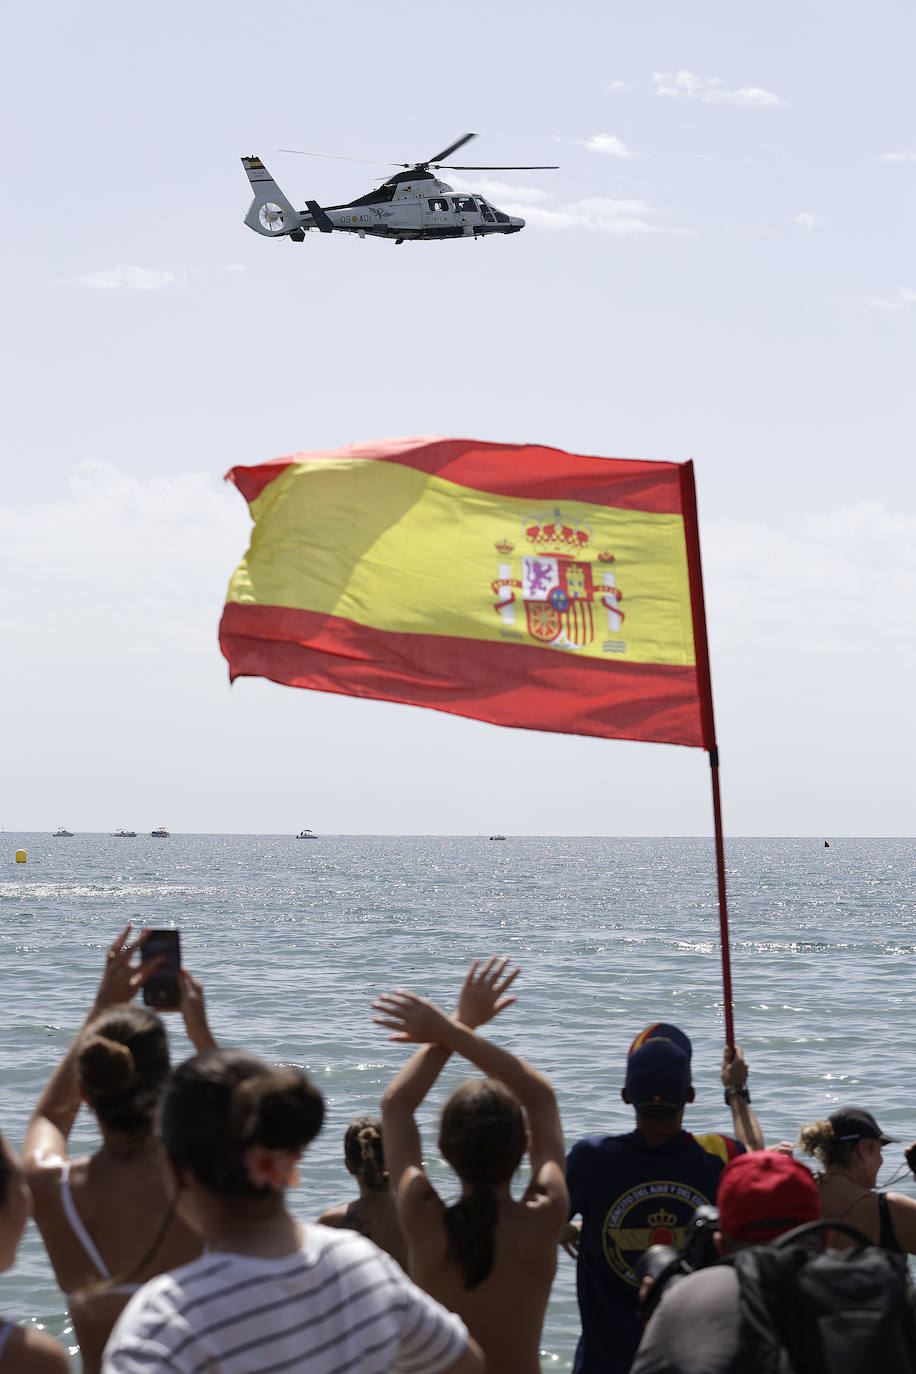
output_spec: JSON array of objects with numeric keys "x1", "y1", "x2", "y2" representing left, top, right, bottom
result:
[{"x1": 3, "y1": 0, "x2": 914, "y2": 835}]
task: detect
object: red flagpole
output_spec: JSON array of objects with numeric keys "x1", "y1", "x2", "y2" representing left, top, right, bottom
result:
[
  {"x1": 707, "y1": 748, "x2": 735, "y2": 1048},
  {"x1": 679, "y1": 463, "x2": 735, "y2": 1049}
]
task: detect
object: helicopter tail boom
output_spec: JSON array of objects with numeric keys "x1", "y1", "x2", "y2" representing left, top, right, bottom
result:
[{"x1": 241, "y1": 156, "x2": 303, "y2": 238}]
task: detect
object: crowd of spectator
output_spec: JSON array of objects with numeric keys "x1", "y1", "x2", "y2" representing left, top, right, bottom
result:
[{"x1": 2, "y1": 929, "x2": 915, "y2": 1373}]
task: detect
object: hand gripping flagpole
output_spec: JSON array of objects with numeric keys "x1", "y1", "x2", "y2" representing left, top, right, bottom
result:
[{"x1": 679, "y1": 462, "x2": 735, "y2": 1049}]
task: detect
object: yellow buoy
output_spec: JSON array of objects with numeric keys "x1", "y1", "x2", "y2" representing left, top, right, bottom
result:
[{"x1": 15, "y1": 849, "x2": 27, "y2": 864}]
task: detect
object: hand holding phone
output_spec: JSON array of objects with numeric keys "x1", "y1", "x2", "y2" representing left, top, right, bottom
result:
[
  {"x1": 179, "y1": 969, "x2": 219, "y2": 1052},
  {"x1": 141, "y1": 930, "x2": 181, "y2": 1011}
]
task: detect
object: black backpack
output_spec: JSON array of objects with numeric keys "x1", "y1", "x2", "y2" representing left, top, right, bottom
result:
[{"x1": 729, "y1": 1220, "x2": 916, "y2": 1373}]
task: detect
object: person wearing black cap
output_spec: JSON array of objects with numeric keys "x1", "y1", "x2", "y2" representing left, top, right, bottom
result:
[
  {"x1": 797, "y1": 1105, "x2": 916, "y2": 1253},
  {"x1": 566, "y1": 1025, "x2": 764, "y2": 1374}
]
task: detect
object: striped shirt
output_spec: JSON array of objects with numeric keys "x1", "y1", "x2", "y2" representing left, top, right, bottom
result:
[{"x1": 101, "y1": 1226, "x2": 469, "y2": 1374}]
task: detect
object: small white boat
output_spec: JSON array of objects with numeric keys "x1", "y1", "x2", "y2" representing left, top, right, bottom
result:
[
  {"x1": 150, "y1": 825, "x2": 170, "y2": 838},
  {"x1": 52, "y1": 826, "x2": 74, "y2": 837},
  {"x1": 112, "y1": 828, "x2": 137, "y2": 837},
  {"x1": 296, "y1": 828, "x2": 317, "y2": 839}
]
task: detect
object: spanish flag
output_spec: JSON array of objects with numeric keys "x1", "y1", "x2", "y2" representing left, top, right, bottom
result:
[{"x1": 219, "y1": 436, "x2": 715, "y2": 749}]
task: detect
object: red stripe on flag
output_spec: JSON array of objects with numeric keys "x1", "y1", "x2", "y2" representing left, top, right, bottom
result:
[
  {"x1": 678, "y1": 460, "x2": 717, "y2": 754},
  {"x1": 219, "y1": 603, "x2": 704, "y2": 747},
  {"x1": 226, "y1": 436, "x2": 685, "y2": 514}
]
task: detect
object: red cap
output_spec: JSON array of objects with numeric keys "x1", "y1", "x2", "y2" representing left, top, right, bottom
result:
[{"x1": 717, "y1": 1151, "x2": 820, "y2": 1242}]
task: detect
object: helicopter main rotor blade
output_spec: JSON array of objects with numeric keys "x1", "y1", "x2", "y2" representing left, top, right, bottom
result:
[
  {"x1": 426, "y1": 133, "x2": 477, "y2": 164},
  {"x1": 279, "y1": 149, "x2": 404, "y2": 167},
  {"x1": 437, "y1": 163, "x2": 560, "y2": 170}
]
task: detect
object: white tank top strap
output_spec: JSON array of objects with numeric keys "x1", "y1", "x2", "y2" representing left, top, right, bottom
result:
[
  {"x1": 59, "y1": 1160, "x2": 111, "y2": 1279},
  {"x1": 0, "y1": 1319, "x2": 13, "y2": 1360}
]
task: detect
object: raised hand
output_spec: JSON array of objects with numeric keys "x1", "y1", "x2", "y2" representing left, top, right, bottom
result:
[
  {"x1": 373, "y1": 991, "x2": 455, "y2": 1045},
  {"x1": 179, "y1": 969, "x2": 218, "y2": 1052},
  {"x1": 93, "y1": 924, "x2": 153, "y2": 1010},
  {"x1": 455, "y1": 956, "x2": 520, "y2": 1030},
  {"x1": 721, "y1": 1044, "x2": 749, "y2": 1088}
]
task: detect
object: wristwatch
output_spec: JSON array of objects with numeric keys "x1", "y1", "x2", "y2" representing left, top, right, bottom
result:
[{"x1": 724, "y1": 1084, "x2": 751, "y2": 1104}]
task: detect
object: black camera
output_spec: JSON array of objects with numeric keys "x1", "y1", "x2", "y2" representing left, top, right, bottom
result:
[{"x1": 635, "y1": 1204, "x2": 720, "y2": 1321}]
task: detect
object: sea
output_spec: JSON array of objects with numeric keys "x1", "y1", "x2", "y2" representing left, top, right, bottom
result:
[{"x1": 2, "y1": 833, "x2": 915, "y2": 1369}]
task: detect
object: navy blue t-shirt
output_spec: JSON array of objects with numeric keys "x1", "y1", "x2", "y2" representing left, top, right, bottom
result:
[{"x1": 567, "y1": 1128, "x2": 745, "y2": 1374}]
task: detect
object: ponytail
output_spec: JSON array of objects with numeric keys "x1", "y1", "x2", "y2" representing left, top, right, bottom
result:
[
  {"x1": 438, "y1": 1079, "x2": 526, "y2": 1290},
  {"x1": 444, "y1": 1182, "x2": 499, "y2": 1289},
  {"x1": 797, "y1": 1118, "x2": 855, "y2": 1167}
]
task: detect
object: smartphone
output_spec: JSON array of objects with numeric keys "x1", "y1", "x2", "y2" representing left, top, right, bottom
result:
[{"x1": 141, "y1": 929, "x2": 181, "y2": 1011}]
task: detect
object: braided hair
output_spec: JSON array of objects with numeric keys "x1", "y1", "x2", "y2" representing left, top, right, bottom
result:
[{"x1": 344, "y1": 1117, "x2": 389, "y2": 1191}]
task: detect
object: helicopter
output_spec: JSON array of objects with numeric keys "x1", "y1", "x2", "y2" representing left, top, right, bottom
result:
[{"x1": 241, "y1": 134, "x2": 558, "y2": 246}]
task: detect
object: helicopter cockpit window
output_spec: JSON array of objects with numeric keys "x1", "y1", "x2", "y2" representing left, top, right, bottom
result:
[
  {"x1": 451, "y1": 196, "x2": 477, "y2": 213},
  {"x1": 427, "y1": 198, "x2": 449, "y2": 212},
  {"x1": 475, "y1": 197, "x2": 495, "y2": 222}
]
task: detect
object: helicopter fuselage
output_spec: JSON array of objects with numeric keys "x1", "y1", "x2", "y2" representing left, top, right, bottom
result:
[
  {"x1": 242, "y1": 158, "x2": 525, "y2": 244},
  {"x1": 318, "y1": 173, "x2": 523, "y2": 241}
]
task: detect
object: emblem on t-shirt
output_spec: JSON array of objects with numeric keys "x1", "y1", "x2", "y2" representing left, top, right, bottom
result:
[{"x1": 602, "y1": 1178, "x2": 713, "y2": 1286}]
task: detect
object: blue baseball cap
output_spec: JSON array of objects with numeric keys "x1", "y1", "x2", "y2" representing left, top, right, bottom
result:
[
  {"x1": 628, "y1": 1023, "x2": 693, "y2": 1062},
  {"x1": 625, "y1": 1037, "x2": 692, "y2": 1117}
]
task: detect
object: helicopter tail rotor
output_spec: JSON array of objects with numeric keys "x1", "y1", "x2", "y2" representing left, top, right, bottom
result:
[{"x1": 241, "y1": 156, "x2": 304, "y2": 238}]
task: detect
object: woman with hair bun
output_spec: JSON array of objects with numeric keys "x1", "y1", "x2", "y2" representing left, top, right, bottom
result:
[
  {"x1": 102, "y1": 1049, "x2": 483, "y2": 1374},
  {"x1": 797, "y1": 1105, "x2": 916, "y2": 1252},
  {"x1": 318, "y1": 1116, "x2": 408, "y2": 1269},
  {"x1": 0, "y1": 1133, "x2": 68, "y2": 1373},
  {"x1": 23, "y1": 926, "x2": 217, "y2": 1373},
  {"x1": 373, "y1": 958, "x2": 569, "y2": 1374}
]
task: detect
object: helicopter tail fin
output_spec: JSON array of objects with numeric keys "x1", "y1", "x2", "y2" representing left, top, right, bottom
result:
[{"x1": 241, "y1": 156, "x2": 303, "y2": 237}]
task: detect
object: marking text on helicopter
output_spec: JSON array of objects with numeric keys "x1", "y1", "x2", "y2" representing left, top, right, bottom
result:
[{"x1": 241, "y1": 134, "x2": 558, "y2": 245}]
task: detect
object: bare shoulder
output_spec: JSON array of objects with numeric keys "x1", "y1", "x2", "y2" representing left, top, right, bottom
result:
[
  {"x1": 522, "y1": 1161, "x2": 570, "y2": 1222},
  {"x1": 396, "y1": 1168, "x2": 446, "y2": 1255},
  {"x1": 397, "y1": 1166, "x2": 444, "y2": 1221},
  {"x1": 317, "y1": 1204, "x2": 349, "y2": 1228},
  {"x1": 1, "y1": 1325, "x2": 70, "y2": 1374},
  {"x1": 520, "y1": 1193, "x2": 568, "y2": 1237}
]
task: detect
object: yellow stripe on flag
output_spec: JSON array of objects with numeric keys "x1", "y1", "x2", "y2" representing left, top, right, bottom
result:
[{"x1": 226, "y1": 458, "x2": 696, "y2": 667}]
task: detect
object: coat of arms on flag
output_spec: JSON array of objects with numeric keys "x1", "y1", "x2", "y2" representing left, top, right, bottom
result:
[{"x1": 491, "y1": 508, "x2": 624, "y2": 651}]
